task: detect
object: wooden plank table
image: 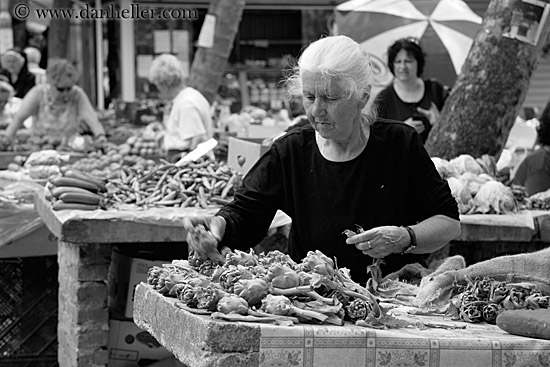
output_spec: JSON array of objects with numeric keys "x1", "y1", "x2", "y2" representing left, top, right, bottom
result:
[
  {"x1": 133, "y1": 283, "x2": 550, "y2": 367},
  {"x1": 33, "y1": 185, "x2": 550, "y2": 367}
]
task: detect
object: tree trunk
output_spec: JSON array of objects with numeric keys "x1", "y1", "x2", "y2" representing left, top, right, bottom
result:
[
  {"x1": 187, "y1": 0, "x2": 246, "y2": 103},
  {"x1": 425, "y1": 0, "x2": 550, "y2": 160},
  {"x1": 47, "y1": 0, "x2": 71, "y2": 61}
]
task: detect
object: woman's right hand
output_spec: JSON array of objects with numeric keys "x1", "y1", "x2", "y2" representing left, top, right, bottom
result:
[
  {"x1": 404, "y1": 117, "x2": 425, "y2": 134},
  {"x1": 183, "y1": 215, "x2": 226, "y2": 241},
  {"x1": 182, "y1": 215, "x2": 228, "y2": 256}
]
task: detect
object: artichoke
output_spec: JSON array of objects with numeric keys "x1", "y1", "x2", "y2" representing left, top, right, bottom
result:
[
  {"x1": 266, "y1": 263, "x2": 301, "y2": 289},
  {"x1": 217, "y1": 294, "x2": 249, "y2": 315},
  {"x1": 482, "y1": 303, "x2": 499, "y2": 323},
  {"x1": 345, "y1": 298, "x2": 374, "y2": 322},
  {"x1": 233, "y1": 278, "x2": 269, "y2": 306},
  {"x1": 186, "y1": 224, "x2": 225, "y2": 264},
  {"x1": 459, "y1": 303, "x2": 484, "y2": 323},
  {"x1": 257, "y1": 250, "x2": 296, "y2": 267},
  {"x1": 298, "y1": 250, "x2": 335, "y2": 278},
  {"x1": 219, "y1": 265, "x2": 253, "y2": 292},
  {"x1": 195, "y1": 286, "x2": 228, "y2": 311},
  {"x1": 225, "y1": 249, "x2": 258, "y2": 267},
  {"x1": 260, "y1": 294, "x2": 328, "y2": 323}
]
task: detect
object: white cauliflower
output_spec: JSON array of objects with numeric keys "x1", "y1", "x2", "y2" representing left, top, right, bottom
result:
[
  {"x1": 458, "y1": 172, "x2": 495, "y2": 196},
  {"x1": 446, "y1": 177, "x2": 474, "y2": 214},
  {"x1": 431, "y1": 157, "x2": 458, "y2": 179},
  {"x1": 449, "y1": 154, "x2": 484, "y2": 176},
  {"x1": 473, "y1": 181, "x2": 517, "y2": 214}
]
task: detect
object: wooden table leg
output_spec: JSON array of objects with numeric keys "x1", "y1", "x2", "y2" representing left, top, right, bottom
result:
[{"x1": 58, "y1": 241, "x2": 111, "y2": 367}]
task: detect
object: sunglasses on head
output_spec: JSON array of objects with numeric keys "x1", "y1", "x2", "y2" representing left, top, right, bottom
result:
[{"x1": 56, "y1": 86, "x2": 71, "y2": 92}]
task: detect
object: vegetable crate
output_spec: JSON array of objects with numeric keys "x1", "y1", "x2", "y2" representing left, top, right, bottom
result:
[{"x1": 0, "y1": 256, "x2": 58, "y2": 367}]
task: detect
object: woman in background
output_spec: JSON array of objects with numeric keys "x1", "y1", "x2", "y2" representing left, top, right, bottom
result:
[
  {"x1": 4, "y1": 58, "x2": 105, "y2": 141},
  {"x1": 148, "y1": 54, "x2": 213, "y2": 162},
  {"x1": 513, "y1": 101, "x2": 550, "y2": 196},
  {"x1": 1, "y1": 48, "x2": 36, "y2": 99},
  {"x1": 376, "y1": 38, "x2": 448, "y2": 143}
]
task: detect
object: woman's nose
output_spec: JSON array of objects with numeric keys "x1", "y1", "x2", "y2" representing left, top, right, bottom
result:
[{"x1": 311, "y1": 98, "x2": 326, "y2": 116}]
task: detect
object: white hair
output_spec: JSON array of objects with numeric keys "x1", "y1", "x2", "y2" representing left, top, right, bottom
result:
[
  {"x1": 285, "y1": 35, "x2": 377, "y2": 123},
  {"x1": 24, "y1": 47, "x2": 42, "y2": 64},
  {"x1": 148, "y1": 54, "x2": 186, "y2": 91}
]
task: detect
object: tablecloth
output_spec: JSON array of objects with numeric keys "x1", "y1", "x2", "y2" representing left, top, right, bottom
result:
[{"x1": 258, "y1": 307, "x2": 550, "y2": 367}]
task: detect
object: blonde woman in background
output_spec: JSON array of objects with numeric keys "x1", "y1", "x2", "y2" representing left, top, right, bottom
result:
[
  {"x1": 148, "y1": 54, "x2": 213, "y2": 162},
  {"x1": 4, "y1": 58, "x2": 106, "y2": 141}
]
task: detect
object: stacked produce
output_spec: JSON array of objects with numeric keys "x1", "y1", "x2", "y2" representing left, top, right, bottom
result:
[
  {"x1": 432, "y1": 154, "x2": 519, "y2": 214},
  {"x1": 147, "y1": 248, "x2": 389, "y2": 326},
  {"x1": 0, "y1": 130, "x2": 63, "y2": 152},
  {"x1": 23, "y1": 150, "x2": 65, "y2": 180},
  {"x1": 125, "y1": 134, "x2": 163, "y2": 157},
  {"x1": 145, "y1": 223, "x2": 421, "y2": 327},
  {"x1": 45, "y1": 168, "x2": 107, "y2": 211},
  {"x1": 104, "y1": 156, "x2": 241, "y2": 209},
  {"x1": 68, "y1": 149, "x2": 126, "y2": 179},
  {"x1": 447, "y1": 276, "x2": 549, "y2": 324},
  {"x1": 523, "y1": 188, "x2": 550, "y2": 210}
]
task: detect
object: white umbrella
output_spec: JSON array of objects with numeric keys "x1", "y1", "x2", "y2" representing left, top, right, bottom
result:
[{"x1": 334, "y1": 0, "x2": 482, "y2": 87}]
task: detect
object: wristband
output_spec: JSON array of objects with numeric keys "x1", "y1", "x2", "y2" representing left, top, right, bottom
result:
[{"x1": 401, "y1": 226, "x2": 417, "y2": 254}]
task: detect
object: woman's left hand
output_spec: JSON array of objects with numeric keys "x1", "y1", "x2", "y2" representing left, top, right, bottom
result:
[
  {"x1": 416, "y1": 102, "x2": 440, "y2": 126},
  {"x1": 345, "y1": 226, "x2": 409, "y2": 258}
]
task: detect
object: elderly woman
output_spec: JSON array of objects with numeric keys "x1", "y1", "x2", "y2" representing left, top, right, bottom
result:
[
  {"x1": 4, "y1": 58, "x2": 105, "y2": 141},
  {"x1": 1, "y1": 48, "x2": 36, "y2": 98},
  {"x1": 376, "y1": 38, "x2": 448, "y2": 143},
  {"x1": 183, "y1": 36, "x2": 460, "y2": 283},
  {"x1": 148, "y1": 54, "x2": 213, "y2": 162}
]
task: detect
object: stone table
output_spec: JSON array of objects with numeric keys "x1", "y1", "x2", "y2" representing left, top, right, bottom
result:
[
  {"x1": 133, "y1": 283, "x2": 550, "y2": 367},
  {"x1": 34, "y1": 189, "x2": 215, "y2": 367}
]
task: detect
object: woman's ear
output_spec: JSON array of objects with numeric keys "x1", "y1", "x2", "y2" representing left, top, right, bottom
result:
[{"x1": 359, "y1": 87, "x2": 371, "y2": 108}]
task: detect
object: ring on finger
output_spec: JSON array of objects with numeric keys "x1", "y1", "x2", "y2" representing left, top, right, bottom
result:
[{"x1": 367, "y1": 240, "x2": 371, "y2": 249}]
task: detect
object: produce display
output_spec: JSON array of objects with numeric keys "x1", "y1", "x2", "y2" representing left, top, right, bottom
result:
[
  {"x1": 147, "y1": 247, "x2": 389, "y2": 327},
  {"x1": 432, "y1": 154, "x2": 520, "y2": 214},
  {"x1": 447, "y1": 276, "x2": 549, "y2": 324},
  {"x1": 0, "y1": 130, "x2": 63, "y2": 152},
  {"x1": 68, "y1": 149, "x2": 126, "y2": 180},
  {"x1": 104, "y1": 156, "x2": 241, "y2": 209},
  {"x1": 45, "y1": 168, "x2": 107, "y2": 211}
]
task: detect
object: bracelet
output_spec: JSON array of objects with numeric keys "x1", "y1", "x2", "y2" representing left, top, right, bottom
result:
[{"x1": 401, "y1": 226, "x2": 417, "y2": 254}]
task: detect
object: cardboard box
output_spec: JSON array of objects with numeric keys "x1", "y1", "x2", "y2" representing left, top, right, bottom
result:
[
  {"x1": 109, "y1": 252, "x2": 167, "y2": 319},
  {"x1": 108, "y1": 319, "x2": 173, "y2": 367},
  {"x1": 228, "y1": 136, "x2": 270, "y2": 176}
]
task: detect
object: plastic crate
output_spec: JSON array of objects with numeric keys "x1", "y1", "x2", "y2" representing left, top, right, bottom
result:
[{"x1": 0, "y1": 257, "x2": 58, "y2": 367}]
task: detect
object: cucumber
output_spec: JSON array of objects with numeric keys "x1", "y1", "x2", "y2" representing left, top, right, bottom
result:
[
  {"x1": 59, "y1": 192, "x2": 102, "y2": 205},
  {"x1": 52, "y1": 186, "x2": 102, "y2": 199},
  {"x1": 52, "y1": 201, "x2": 99, "y2": 211},
  {"x1": 496, "y1": 309, "x2": 550, "y2": 340},
  {"x1": 64, "y1": 169, "x2": 106, "y2": 191},
  {"x1": 50, "y1": 176, "x2": 100, "y2": 192}
]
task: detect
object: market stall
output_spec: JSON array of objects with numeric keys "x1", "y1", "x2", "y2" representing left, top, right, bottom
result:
[
  {"x1": 133, "y1": 283, "x2": 550, "y2": 367},
  {"x1": 33, "y1": 183, "x2": 550, "y2": 367}
]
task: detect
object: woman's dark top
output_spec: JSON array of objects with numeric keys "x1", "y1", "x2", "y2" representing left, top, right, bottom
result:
[
  {"x1": 1, "y1": 68, "x2": 35, "y2": 99},
  {"x1": 217, "y1": 120, "x2": 459, "y2": 284},
  {"x1": 513, "y1": 147, "x2": 550, "y2": 196},
  {"x1": 376, "y1": 79, "x2": 448, "y2": 143}
]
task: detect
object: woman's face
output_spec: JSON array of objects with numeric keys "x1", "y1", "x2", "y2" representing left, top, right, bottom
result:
[
  {"x1": 302, "y1": 71, "x2": 367, "y2": 141},
  {"x1": 393, "y1": 49, "x2": 418, "y2": 81},
  {"x1": 2, "y1": 55, "x2": 22, "y2": 74}
]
